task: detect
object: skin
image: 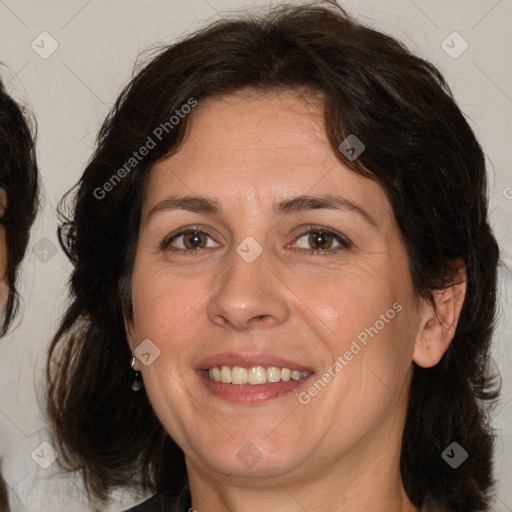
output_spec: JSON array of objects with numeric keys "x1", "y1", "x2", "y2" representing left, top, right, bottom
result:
[{"x1": 126, "y1": 89, "x2": 466, "y2": 512}]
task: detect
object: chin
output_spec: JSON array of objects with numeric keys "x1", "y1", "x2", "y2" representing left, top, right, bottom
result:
[{"x1": 186, "y1": 434, "x2": 308, "y2": 481}]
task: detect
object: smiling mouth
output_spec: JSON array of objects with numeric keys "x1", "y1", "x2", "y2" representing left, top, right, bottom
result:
[{"x1": 206, "y1": 365, "x2": 311, "y2": 385}]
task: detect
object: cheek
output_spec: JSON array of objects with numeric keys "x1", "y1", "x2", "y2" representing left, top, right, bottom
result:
[
  {"x1": 132, "y1": 263, "x2": 184, "y2": 321},
  {"x1": 290, "y1": 262, "x2": 401, "y2": 342},
  {"x1": 298, "y1": 263, "x2": 417, "y2": 394},
  {"x1": 130, "y1": 264, "x2": 209, "y2": 353}
]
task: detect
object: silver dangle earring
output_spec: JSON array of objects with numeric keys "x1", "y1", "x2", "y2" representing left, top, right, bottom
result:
[{"x1": 130, "y1": 355, "x2": 143, "y2": 392}]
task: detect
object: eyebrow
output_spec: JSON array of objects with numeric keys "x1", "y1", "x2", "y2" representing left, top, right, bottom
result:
[{"x1": 147, "y1": 194, "x2": 376, "y2": 227}]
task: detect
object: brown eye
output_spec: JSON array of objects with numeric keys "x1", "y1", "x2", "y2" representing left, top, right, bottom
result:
[
  {"x1": 292, "y1": 227, "x2": 350, "y2": 254},
  {"x1": 308, "y1": 231, "x2": 335, "y2": 250},
  {"x1": 165, "y1": 230, "x2": 219, "y2": 251},
  {"x1": 182, "y1": 231, "x2": 208, "y2": 249}
]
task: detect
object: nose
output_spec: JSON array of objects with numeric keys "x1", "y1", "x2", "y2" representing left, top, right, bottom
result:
[{"x1": 206, "y1": 244, "x2": 290, "y2": 331}]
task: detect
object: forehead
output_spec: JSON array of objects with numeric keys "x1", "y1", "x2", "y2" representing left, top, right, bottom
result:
[{"x1": 144, "y1": 89, "x2": 391, "y2": 222}]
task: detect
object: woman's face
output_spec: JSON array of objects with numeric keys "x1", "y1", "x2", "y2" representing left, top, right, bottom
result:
[{"x1": 127, "y1": 90, "x2": 427, "y2": 485}]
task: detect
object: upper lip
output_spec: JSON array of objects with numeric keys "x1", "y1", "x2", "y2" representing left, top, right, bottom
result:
[{"x1": 195, "y1": 352, "x2": 313, "y2": 373}]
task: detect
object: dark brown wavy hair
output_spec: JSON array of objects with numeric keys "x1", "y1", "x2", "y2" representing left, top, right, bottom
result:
[
  {"x1": 0, "y1": 75, "x2": 39, "y2": 512},
  {"x1": 0, "y1": 76, "x2": 39, "y2": 334},
  {"x1": 46, "y1": 2, "x2": 501, "y2": 510}
]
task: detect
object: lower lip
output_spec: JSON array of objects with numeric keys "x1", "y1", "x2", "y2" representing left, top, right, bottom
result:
[{"x1": 197, "y1": 371, "x2": 313, "y2": 404}]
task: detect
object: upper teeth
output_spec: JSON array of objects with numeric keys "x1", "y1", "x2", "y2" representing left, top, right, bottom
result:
[{"x1": 207, "y1": 366, "x2": 310, "y2": 385}]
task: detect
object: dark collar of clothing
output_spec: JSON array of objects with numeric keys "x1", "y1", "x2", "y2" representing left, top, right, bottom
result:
[
  {"x1": 0, "y1": 468, "x2": 11, "y2": 512},
  {"x1": 125, "y1": 491, "x2": 449, "y2": 512},
  {"x1": 125, "y1": 486, "x2": 190, "y2": 512},
  {"x1": 124, "y1": 493, "x2": 169, "y2": 512}
]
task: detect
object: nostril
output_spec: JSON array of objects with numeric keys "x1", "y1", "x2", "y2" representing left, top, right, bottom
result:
[{"x1": 252, "y1": 314, "x2": 270, "y2": 324}]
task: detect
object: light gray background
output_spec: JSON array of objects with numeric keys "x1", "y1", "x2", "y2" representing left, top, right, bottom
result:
[{"x1": 0, "y1": 0, "x2": 511, "y2": 510}]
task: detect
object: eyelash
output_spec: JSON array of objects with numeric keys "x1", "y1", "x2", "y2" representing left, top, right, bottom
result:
[{"x1": 160, "y1": 224, "x2": 351, "y2": 256}]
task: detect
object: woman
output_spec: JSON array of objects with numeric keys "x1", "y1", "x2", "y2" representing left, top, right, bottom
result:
[
  {"x1": 0, "y1": 77, "x2": 39, "y2": 510},
  {"x1": 47, "y1": 2, "x2": 501, "y2": 511}
]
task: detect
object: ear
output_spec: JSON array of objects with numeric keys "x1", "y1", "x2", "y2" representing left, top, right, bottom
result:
[{"x1": 412, "y1": 259, "x2": 467, "y2": 368}]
